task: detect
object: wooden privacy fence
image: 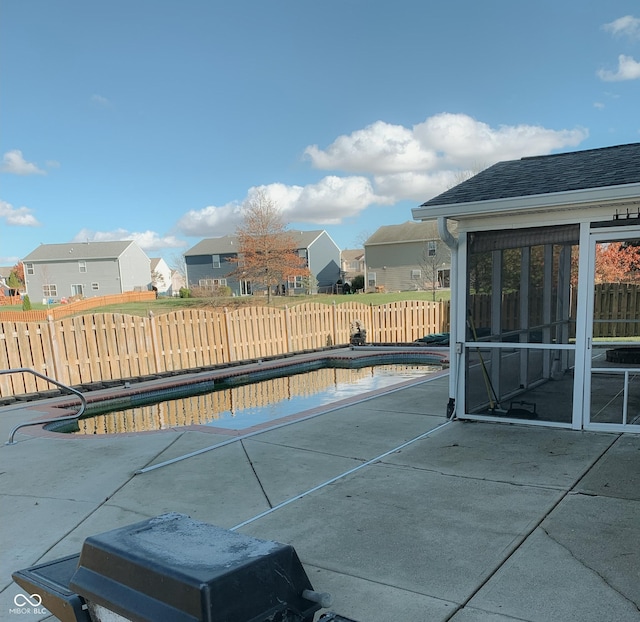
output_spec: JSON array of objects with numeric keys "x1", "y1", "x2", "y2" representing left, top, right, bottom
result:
[
  {"x1": 0, "y1": 300, "x2": 448, "y2": 397},
  {"x1": 468, "y1": 283, "x2": 640, "y2": 338},
  {"x1": 0, "y1": 291, "x2": 156, "y2": 322},
  {"x1": 592, "y1": 283, "x2": 640, "y2": 337}
]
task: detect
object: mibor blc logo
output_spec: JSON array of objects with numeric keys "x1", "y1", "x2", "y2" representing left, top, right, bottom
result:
[{"x1": 10, "y1": 593, "x2": 47, "y2": 615}]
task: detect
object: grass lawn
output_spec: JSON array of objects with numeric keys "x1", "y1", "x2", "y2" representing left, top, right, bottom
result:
[{"x1": 0, "y1": 290, "x2": 450, "y2": 318}]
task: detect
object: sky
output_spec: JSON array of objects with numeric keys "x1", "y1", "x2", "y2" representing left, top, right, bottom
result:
[{"x1": 1, "y1": 1, "x2": 640, "y2": 269}]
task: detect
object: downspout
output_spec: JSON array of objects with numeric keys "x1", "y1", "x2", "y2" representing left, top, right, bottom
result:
[{"x1": 438, "y1": 217, "x2": 459, "y2": 419}]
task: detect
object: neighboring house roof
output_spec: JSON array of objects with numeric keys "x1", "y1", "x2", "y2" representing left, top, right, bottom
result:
[
  {"x1": 184, "y1": 230, "x2": 331, "y2": 256},
  {"x1": 418, "y1": 143, "x2": 640, "y2": 211},
  {"x1": 23, "y1": 241, "x2": 141, "y2": 261},
  {"x1": 150, "y1": 258, "x2": 166, "y2": 271},
  {"x1": 341, "y1": 249, "x2": 365, "y2": 262},
  {"x1": 184, "y1": 236, "x2": 239, "y2": 256},
  {"x1": 0, "y1": 266, "x2": 12, "y2": 281},
  {"x1": 290, "y1": 229, "x2": 331, "y2": 248},
  {"x1": 365, "y1": 221, "x2": 455, "y2": 246}
]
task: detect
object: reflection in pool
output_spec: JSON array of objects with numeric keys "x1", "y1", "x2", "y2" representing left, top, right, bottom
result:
[{"x1": 67, "y1": 363, "x2": 442, "y2": 434}]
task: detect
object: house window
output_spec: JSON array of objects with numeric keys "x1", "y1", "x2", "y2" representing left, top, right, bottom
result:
[
  {"x1": 25, "y1": 263, "x2": 34, "y2": 275},
  {"x1": 43, "y1": 284, "x2": 57, "y2": 297},
  {"x1": 411, "y1": 269, "x2": 422, "y2": 280},
  {"x1": 92, "y1": 282, "x2": 99, "y2": 291},
  {"x1": 199, "y1": 278, "x2": 227, "y2": 288},
  {"x1": 71, "y1": 284, "x2": 84, "y2": 297},
  {"x1": 367, "y1": 272, "x2": 376, "y2": 288},
  {"x1": 428, "y1": 241, "x2": 437, "y2": 257},
  {"x1": 288, "y1": 275, "x2": 303, "y2": 288},
  {"x1": 212, "y1": 255, "x2": 220, "y2": 268},
  {"x1": 79, "y1": 261, "x2": 87, "y2": 273},
  {"x1": 350, "y1": 260, "x2": 359, "y2": 270}
]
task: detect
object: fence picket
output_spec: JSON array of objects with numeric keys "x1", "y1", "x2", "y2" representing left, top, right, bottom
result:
[{"x1": 1, "y1": 300, "x2": 448, "y2": 398}]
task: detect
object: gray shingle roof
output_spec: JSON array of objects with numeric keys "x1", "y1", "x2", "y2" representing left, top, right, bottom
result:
[
  {"x1": 23, "y1": 241, "x2": 138, "y2": 262},
  {"x1": 184, "y1": 236, "x2": 238, "y2": 256},
  {"x1": 419, "y1": 142, "x2": 640, "y2": 208},
  {"x1": 365, "y1": 220, "x2": 455, "y2": 245},
  {"x1": 184, "y1": 231, "x2": 325, "y2": 256}
]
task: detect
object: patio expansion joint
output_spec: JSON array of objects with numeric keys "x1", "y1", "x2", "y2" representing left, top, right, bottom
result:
[
  {"x1": 303, "y1": 561, "x2": 460, "y2": 609},
  {"x1": 448, "y1": 430, "x2": 628, "y2": 614},
  {"x1": 136, "y1": 432, "x2": 190, "y2": 471},
  {"x1": 538, "y1": 525, "x2": 640, "y2": 613},
  {"x1": 247, "y1": 437, "x2": 370, "y2": 463},
  {"x1": 26, "y1": 466, "x2": 153, "y2": 568},
  {"x1": 373, "y1": 460, "x2": 571, "y2": 491},
  {"x1": 240, "y1": 439, "x2": 274, "y2": 509}
]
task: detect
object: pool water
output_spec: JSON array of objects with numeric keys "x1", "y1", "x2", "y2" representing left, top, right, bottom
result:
[{"x1": 72, "y1": 363, "x2": 441, "y2": 434}]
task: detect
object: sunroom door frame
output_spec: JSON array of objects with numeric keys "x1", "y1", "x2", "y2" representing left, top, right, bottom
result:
[{"x1": 581, "y1": 222, "x2": 640, "y2": 432}]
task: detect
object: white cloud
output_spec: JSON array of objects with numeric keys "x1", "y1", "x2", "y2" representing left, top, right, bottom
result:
[
  {"x1": 305, "y1": 113, "x2": 587, "y2": 175},
  {"x1": 176, "y1": 177, "x2": 386, "y2": 235},
  {"x1": 597, "y1": 54, "x2": 640, "y2": 81},
  {"x1": 72, "y1": 228, "x2": 186, "y2": 252},
  {"x1": 175, "y1": 113, "x2": 588, "y2": 233},
  {"x1": 175, "y1": 201, "x2": 245, "y2": 237},
  {"x1": 305, "y1": 121, "x2": 437, "y2": 174},
  {"x1": 91, "y1": 94, "x2": 112, "y2": 107},
  {"x1": 0, "y1": 150, "x2": 46, "y2": 175},
  {"x1": 373, "y1": 170, "x2": 462, "y2": 203},
  {"x1": 0, "y1": 199, "x2": 41, "y2": 226},
  {"x1": 603, "y1": 15, "x2": 640, "y2": 39},
  {"x1": 255, "y1": 177, "x2": 387, "y2": 224}
]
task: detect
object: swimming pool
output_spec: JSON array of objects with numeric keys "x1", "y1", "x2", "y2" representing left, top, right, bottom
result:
[{"x1": 54, "y1": 354, "x2": 444, "y2": 434}]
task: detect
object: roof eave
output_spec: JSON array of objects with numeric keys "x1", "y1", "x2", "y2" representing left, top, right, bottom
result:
[{"x1": 412, "y1": 182, "x2": 640, "y2": 222}]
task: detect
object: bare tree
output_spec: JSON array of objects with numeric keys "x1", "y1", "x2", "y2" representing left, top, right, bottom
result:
[
  {"x1": 448, "y1": 161, "x2": 488, "y2": 189},
  {"x1": 229, "y1": 190, "x2": 309, "y2": 303},
  {"x1": 418, "y1": 239, "x2": 450, "y2": 301},
  {"x1": 168, "y1": 253, "x2": 187, "y2": 279},
  {"x1": 353, "y1": 229, "x2": 373, "y2": 248}
]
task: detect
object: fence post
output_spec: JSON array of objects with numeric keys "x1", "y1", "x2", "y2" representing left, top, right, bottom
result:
[
  {"x1": 369, "y1": 303, "x2": 375, "y2": 343},
  {"x1": 284, "y1": 305, "x2": 293, "y2": 354},
  {"x1": 148, "y1": 311, "x2": 162, "y2": 374},
  {"x1": 224, "y1": 307, "x2": 235, "y2": 362},
  {"x1": 331, "y1": 301, "x2": 337, "y2": 347},
  {"x1": 47, "y1": 314, "x2": 64, "y2": 384}
]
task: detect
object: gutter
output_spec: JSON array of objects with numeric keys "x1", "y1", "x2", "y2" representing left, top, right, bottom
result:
[
  {"x1": 437, "y1": 217, "x2": 459, "y2": 419},
  {"x1": 412, "y1": 182, "x2": 640, "y2": 221}
]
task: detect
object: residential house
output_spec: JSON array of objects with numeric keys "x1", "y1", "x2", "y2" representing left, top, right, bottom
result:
[
  {"x1": 363, "y1": 221, "x2": 454, "y2": 293},
  {"x1": 170, "y1": 269, "x2": 186, "y2": 297},
  {"x1": 340, "y1": 249, "x2": 365, "y2": 284},
  {"x1": 22, "y1": 241, "x2": 151, "y2": 303},
  {"x1": 150, "y1": 258, "x2": 172, "y2": 295},
  {"x1": 412, "y1": 141, "x2": 640, "y2": 432},
  {"x1": 184, "y1": 230, "x2": 341, "y2": 296},
  {"x1": 0, "y1": 266, "x2": 11, "y2": 297}
]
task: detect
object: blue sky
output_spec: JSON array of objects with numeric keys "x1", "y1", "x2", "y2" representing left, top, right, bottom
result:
[{"x1": 1, "y1": 1, "x2": 639, "y2": 268}]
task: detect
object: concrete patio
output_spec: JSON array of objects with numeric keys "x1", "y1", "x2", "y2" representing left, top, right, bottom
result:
[{"x1": 1, "y1": 371, "x2": 639, "y2": 621}]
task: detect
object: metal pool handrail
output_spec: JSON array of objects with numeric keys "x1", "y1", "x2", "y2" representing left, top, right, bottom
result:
[{"x1": 2, "y1": 368, "x2": 87, "y2": 445}]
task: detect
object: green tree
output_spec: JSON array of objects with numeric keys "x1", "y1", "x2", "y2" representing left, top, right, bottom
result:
[{"x1": 7, "y1": 261, "x2": 24, "y2": 294}]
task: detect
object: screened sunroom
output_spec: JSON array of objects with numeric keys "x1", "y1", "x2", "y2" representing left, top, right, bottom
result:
[{"x1": 412, "y1": 143, "x2": 640, "y2": 432}]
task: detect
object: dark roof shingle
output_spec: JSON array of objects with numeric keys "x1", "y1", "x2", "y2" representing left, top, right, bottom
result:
[{"x1": 419, "y1": 142, "x2": 640, "y2": 208}]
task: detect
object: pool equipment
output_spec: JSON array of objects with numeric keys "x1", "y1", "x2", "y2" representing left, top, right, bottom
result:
[
  {"x1": 13, "y1": 513, "x2": 344, "y2": 622},
  {"x1": 349, "y1": 320, "x2": 367, "y2": 346}
]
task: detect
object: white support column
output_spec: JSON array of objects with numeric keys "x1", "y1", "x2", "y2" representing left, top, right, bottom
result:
[
  {"x1": 572, "y1": 222, "x2": 593, "y2": 430},
  {"x1": 520, "y1": 247, "x2": 531, "y2": 388}
]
